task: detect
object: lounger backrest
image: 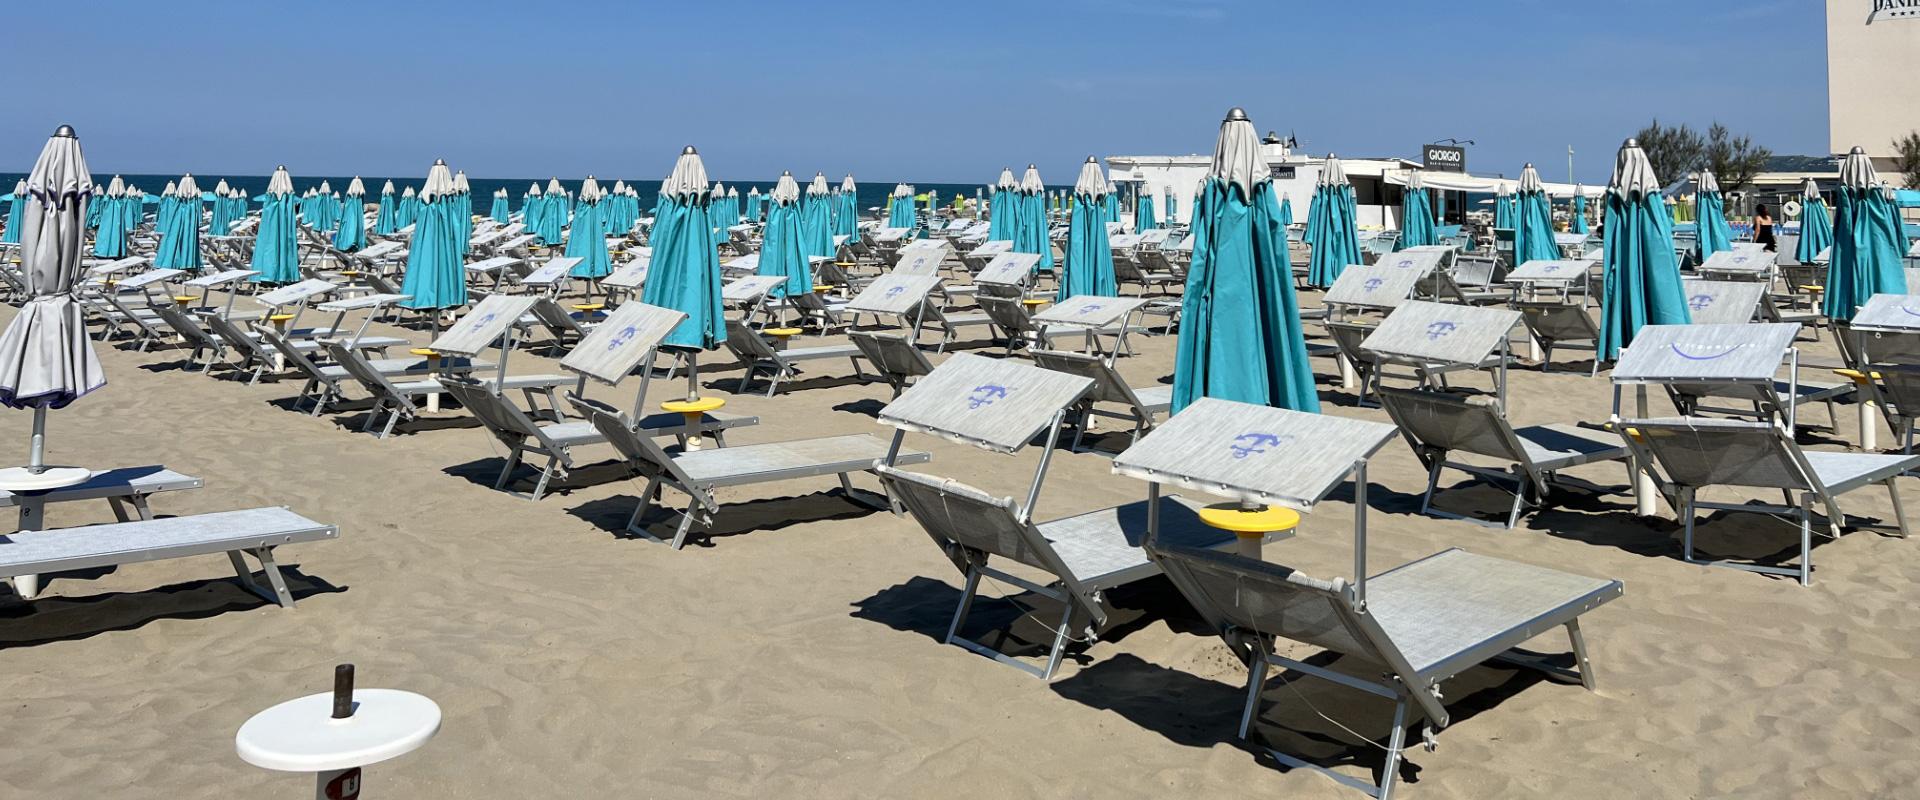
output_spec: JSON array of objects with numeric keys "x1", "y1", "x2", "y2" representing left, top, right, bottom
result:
[
  {"x1": 1326, "y1": 320, "x2": 1374, "y2": 362},
  {"x1": 1873, "y1": 364, "x2": 1920, "y2": 418},
  {"x1": 1028, "y1": 349, "x2": 1139, "y2": 407},
  {"x1": 1452, "y1": 256, "x2": 1500, "y2": 288},
  {"x1": 724, "y1": 319, "x2": 778, "y2": 362},
  {"x1": 254, "y1": 323, "x2": 330, "y2": 381},
  {"x1": 151, "y1": 303, "x2": 219, "y2": 350},
  {"x1": 1628, "y1": 418, "x2": 1817, "y2": 492},
  {"x1": 848, "y1": 331, "x2": 932, "y2": 380},
  {"x1": 1147, "y1": 543, "x2": 1405, "y2": 673},
  {"x1": 203, "y1": 313, "x2": 273, "y2": 362},
  {"x1": 438, "y1": 376, "x2": 546, "y2": 446},
  {"x1": 1516, "y1": 301, "x2": 1597, "y2": 342},
  {"x1": 1856, "y1": 329, "x2": 1920, "y2": 366},
  {"x1": 323, "y1": 341, "x2": 411, "y2": 403},
  {"x1": 874, "y1": 466, "x2": 1095, "y2": 605},
  {"x1": 977, "y1": 295, "x2": 1034, "y2": 334},
  {"x1": 584, "y1": 404, "x2": 704, "y2": 492},
  {"x1": 530, "y1": 298, "x2": 584, "y2": 337},
  {"x1": 1377, "y1": 386, "x2": 1530, "y2": 466}
]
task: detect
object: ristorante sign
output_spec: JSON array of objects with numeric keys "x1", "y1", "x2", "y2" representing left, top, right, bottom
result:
[
  {"x1": 1422, "y1": 145, "x2": 1466, "y2": 173},
  {"x1": 1870, "y1": 0, "x2": 1920, "y2": 22}
]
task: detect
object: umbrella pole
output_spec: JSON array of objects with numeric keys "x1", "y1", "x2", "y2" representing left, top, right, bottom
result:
[
  {"x1": 685, "y1": 353, "x2": 699, "y2": 402},
  {"x1": 28, "y1": 405, "x2": 46, "y2": 474}
]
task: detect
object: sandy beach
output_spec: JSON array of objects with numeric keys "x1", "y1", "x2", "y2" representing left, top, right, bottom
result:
[{"x1": 1, "y1": 281, "x2": 1916, "y2": 799}]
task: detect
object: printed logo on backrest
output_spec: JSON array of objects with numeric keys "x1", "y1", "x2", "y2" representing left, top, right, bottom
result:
[
  {"x1": 1426, "y1": 321, "x2": 1457, "y2": 340},
  {"x1": 1230, "y1": 432, "x2": 1290, "y2": 459},
  {"x1": 472, "y1": 311, "x2": 498, "y2": 329},
  {"x1": 1540, "y1": 262, "x2": 1563, "y2": 273},
  {"x1": 1669, "y1": 343, "x2": 1742, "y2": 361},
  {"x1": 967, "y1": 384, "x2": 1009, "y2": 408},
  {"x1": 606, "y1": 325, "x2": 638, "y2": 351},
  {"x1": 1689, "y1": 294, "x2": 1716, "y2": 311},
  {"x1": 1394, "y1": 258, "x2": 1416, "y2": 269},
  {"x1": 884, "y1": 285, "x2": 907, "y2": 299},
  {"x1": 1362, "y1": 277, "x2": 1384, "y2": 292}
]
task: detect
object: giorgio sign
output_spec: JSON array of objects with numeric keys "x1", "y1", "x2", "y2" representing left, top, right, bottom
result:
[{"x1": 1422, "y1": 144, "x2": 1466, "y2": 173}]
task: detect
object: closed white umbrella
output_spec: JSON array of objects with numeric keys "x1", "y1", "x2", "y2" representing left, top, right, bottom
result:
[{"x1": 0, "y1": 125, "x2": 102, "y2": 492}]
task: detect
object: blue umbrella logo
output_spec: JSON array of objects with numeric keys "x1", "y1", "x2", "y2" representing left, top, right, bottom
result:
[
  {"x1": 606, "y1": 325, "x2": 638, "y2": 351},
  {"x1": 1669, "y1": 343, "x2": 1742, "y2": 361},
  {"x1": 1080, "y1": 302, "x2": 1104, "y2": 313},
  {"x1": 1541, "y1": 262, "x2": 1564, "y2": 273},
  {"x1": 1230, "y1": 432, "x2": 1289, "y2": 459},
  {"x1": 884, "y1": 285, "x2": 906, "y2": 299},
  {"x1": 1688, "y1": 294, "x2": 1716, "y2": 311},
  {"x1": 472, "y1": 311, "x2": 498, "y2": 328},
  {"x1": 1362, "y1": 277, "x2": 1384, "y2": 292},
  {"x1": 967, "y1": 384, "x2": 1009, "y2": 408},
  {"x1": 1393, "y1": 257, "x2": 1417, "y2": 269},
  {"x1": 1425, "y1": 321, "x2": 1457, "y2": 340}
]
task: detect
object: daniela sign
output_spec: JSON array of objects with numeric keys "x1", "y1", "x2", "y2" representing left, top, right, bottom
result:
[
  {"x1": 1423, "y1": 144, "x2": 1466, "y2": 173},
  {"x1": 1870, "y1": 0, "x2": 1920, "y2": 22}
]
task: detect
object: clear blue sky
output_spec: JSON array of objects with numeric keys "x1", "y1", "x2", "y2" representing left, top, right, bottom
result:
[{"x1": 4, "y1": 0, "x2": 1830, "y2": 184}]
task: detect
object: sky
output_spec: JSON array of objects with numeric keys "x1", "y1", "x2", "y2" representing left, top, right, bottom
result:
[{"x1": 2, "y1": 0, "x2": 1831, "y2": 185}]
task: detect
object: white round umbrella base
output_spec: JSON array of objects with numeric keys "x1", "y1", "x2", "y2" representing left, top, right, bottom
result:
[
  {"x1": 236, "y1": 689, "x2": 441, "y2": 773},
  {"x1": 0, "y1": 466, "x2": 91, "y2": 492}
]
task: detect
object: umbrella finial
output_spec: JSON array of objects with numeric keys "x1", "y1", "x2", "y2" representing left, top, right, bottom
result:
[
  {"x1": 52, "y1": 124, "x2": 76, "y2": 138},
  {"x1": 1524, "y1": 162, "x2": 1534, "y2": 169},
  {"x1": 434, "y1": 158, "x2": 446, "y2": 165},
  {"x1": 1226, "y1": 107, "x2": 1248, "y2": 121},
  {"x1": 1027, "y1": 163, "x2": 1036, "y2": 169},
  {"x1": 683, "y1": 145, "x2": 698, "y2": 155},
  {"x1": 1086, "y1": 155, "x2": 1097, "y2": 163},
  {"x1": 1850, "y1": 145, "x2": 1866, "y2": 155},
  {"x1": 1621, "y1": 139, "x2": 1638, "y2": 150}
]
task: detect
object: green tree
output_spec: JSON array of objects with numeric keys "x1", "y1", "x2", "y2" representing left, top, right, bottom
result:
[
  {"x1": 1896, "y1": 131, "x2": 1920, "y2": 190},
  {"x1": 1703, "y1": 123, "x2": 1772, "y2": 192},
  {"x1": 1634, "y1": 119, "x2": 1704, "y2": 185}
]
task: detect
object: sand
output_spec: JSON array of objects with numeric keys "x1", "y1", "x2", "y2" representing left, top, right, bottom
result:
[{"x1": 2, "y1": 284, "x2": 1917, "y2": 799}]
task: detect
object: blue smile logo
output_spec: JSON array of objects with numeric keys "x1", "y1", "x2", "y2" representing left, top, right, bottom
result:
[
  {"x1": 606, "y1": 325, "x2": 638, "y2": 350},
  {"x1": 1670, "y1": 343, "x2": 1741, "y2": 361},
  {"x1": 1688, "y1": 294, "x2": 1715, "y2": 311},
  {"x1": 1426, "y1": 321, "x2": 1457, "y2": 340},
  {"x1": 1362, "y1": 277, "x2": 1384, "y2": 292},
  {"x1": 967, "y1": 384, "x2": 1009, "y2": 408},
  {"x1": 1230, "y1": 432, "x2": 1290, "y2": 459},
  {"x1": 1900, "y1": 305, "x2": 1920, "y2": 318}
]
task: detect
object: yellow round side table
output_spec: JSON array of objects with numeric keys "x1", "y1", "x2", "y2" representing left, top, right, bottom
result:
[
  {"x1": 1197, "y1": 503, "x2": 1299, "y2": 560},
  {"x1": 762, "y1": 327, "x2": 803, "y2": 351},
  {"x1": 571, "y1": 302, "x2": 605, "y2": 322},
  {"x1": 171, "y1": 294, "x2": 197, "y2": 309},
  {"x1": 267, "y1": 313, "x2": 296, "y2": 332},
  {"x1": 1021, "y1": 298, "x2": 1049, "y2": 309},
  {"x1": 661, "y1": 396, "x2": 726, "y2": 452},
  {"x1": 813, "y1": 284, "x2": 834, "y2": 294}
]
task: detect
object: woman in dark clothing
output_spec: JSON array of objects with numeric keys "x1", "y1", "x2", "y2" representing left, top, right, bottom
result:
[{"x1": 1754, "y1": 204, "x2": 1777, "y2": 251}]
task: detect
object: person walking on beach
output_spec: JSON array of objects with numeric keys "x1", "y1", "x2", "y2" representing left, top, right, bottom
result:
[{"x1": 1754, "y1": 204, "x2": 1777, "y2": 251}]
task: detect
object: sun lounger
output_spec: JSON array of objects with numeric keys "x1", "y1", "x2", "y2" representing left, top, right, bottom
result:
[
  {"x1": 1611, "y1": 323, "x2": 1847, "y2": 434},
  {"x1": 1680, "y1": 279, "x2": 1766, "y2": 325},
  {"x1": 1145, "y1": 543, "x2": 1620, "y2": 798},
  {"x1": 848, "y1": 331, "x2": 935, "y2": 396},
  {"x1": 0, "y1": 507, "x2": 338, "y2": 608},
  {"x1": 1620, "y1": 416, "x2": 1919, "y2": 585},
  {"x1": 721, "y1": 319, "x2": 865, "y2": 396},
  {"x1": 1379, "y1": 386, "x2": 1631, "y2": 528},
  {"x1": 1516, "y1": 301, "x2": 1602, "y2": 374},
  {"x1": 1361, "y1": 300, "x2": 1520, "y2": 403},
  {"x1": 1027, "y1": 349, "x2": 1172, "y2": 452},
  {"x1": 586, "y1": 406, "x2": 928, "y2": 549},
  {"x1": 0, "y1": 465, "x2": 202, "y2": 530}
]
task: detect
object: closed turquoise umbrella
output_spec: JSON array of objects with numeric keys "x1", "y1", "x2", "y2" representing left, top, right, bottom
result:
[
  {"x1": 1514, "y1": 164, "x2": 1560, "y2": 264},
  {"x1": 1303, "y1": 155, "x2": 1360, "y2": 288},
  {"x1": 1494, "y1": 182, "x2": 1516, "y2": 230},
  {"x1": 398, "y1": 160, "x2": 467, "y2": 312},
  {"x1": 759, "y1": 172, "x2": 812, "y2": 298},
  {"x1": 1825, "y1": 147, "x2": 1905, "y2": 322},
  {"x1": 1166, "y1": 186, "x2": 1178, "y2": 225},
  {"x1": 1396, "y1": 169, "x2": 1437, "y2": 249},
  {"x1": 537, "y1": 178, "x2": 567, "y2": 245},
  {"x1": 396, "y1": 185, "x2": 418, "y2": 228},
  {"x1": 207, "y1": 179, "x2": 234, "y2": 234},
  {"x1": 154, "y1": 174, "x2": 202, "y2": 270},
  {"x1": 1135, "y1": 192, "x2": 1158, "y2": 231},
  {"x1": 566, "y1": 176, "x2": 612, "y2": 279},
  {"x1": 1597, "y1": 139, "x2": 1690, "y2": 359},
  {"x1": 1, "y1": 180, "x2": 24, "y2": 245},
  {"x1": 1571, "y1": 188, "x2": 1589, "y2": 235},
  {"x1": 453, "y1": 171, "x2": 474, "y2": 255},
  {"x1": 1013, "y1": 166, "x2": 1054, "y2": 274},
  {"x1": 1059, "y1": 157, "x2": 1117, "y2": 300},
  {"x1": 1173, "y1": 108, "x2": 1319, "y2": 413},
  {"x1": 709, "y1": 182, "x2": 729, "y2": 245},
  {"x1": 522, "y1": 183, "x2": 543, "y2": 230},
  {"x1": 92, "y1": 176, "x2": 128, "y2": 257},
  {"x1": 746, "y1": 186, "x2": 763, "y2": 224},
  {"x1": 988, "y1": 168, "x2": 1016, "y2": 241},
  {"x1": 1796, "y1": 178, "x2": 1833, "y2": 265},
  {"x1": 802, "y1": 173, "x2": 834, "y2": 259},
  {"x1": 643, "y1": 146, "x2": 724, "y2": 358},
  {"x1": 887, "y1": 183, "x2": 915, "y2": 229},
  {"x1": 250, "y1": 166, "x2": 300, "y2": 283},
  {"x1": 334, "y1": 177, "x2": 368, "y2": 251},
  {"x1": 1101, "y1": 184, "x2": 1118, "y2": 224},
  {"x1": 833, "y1": 175, "x2": 858, "y2": 243},
  {"x1": 1278, "y1": 194, "x2": 1294, "y2": 229},
  {"x1": 317, "y1": 181, "x2": 337, "y2": 231},
  {"x1": 1694, "y1": 169, "x2": 1733, "y2": 260},
  {"x1": 373, "y1": 180, "x2": 398, "y2": 234},
  {"x1": 490, "y1": 188, "x2": 510, "y2": 224},
  {"x1": 727, "y1": 185, "x2": 742, "y2": 225}
]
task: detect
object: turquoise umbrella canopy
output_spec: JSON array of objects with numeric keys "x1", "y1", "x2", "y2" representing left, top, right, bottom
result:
[
  {"x1": 1172, "y1": 108, "x2": 1318, "y2": 414},
  {"x1": 489, "y1": 189, "x2": 510, "y2": 224},
  {"x1": 1303, "y1": 156, "x2": 1360, "y2": 288},
  {"x1": 373, "y1": 181, "x2": 398, "y2": 235},
  {"x1": 759, "y1": 172, "x2": 812, "y2": 298},
  {"x1": 92, "y1": 176, "x2": 129, "y2": 257},
  {"x1": 642, "y1": 146, "x2": 724, "y2": 351},
  {"x1": 566, "y1": 176, "x2": 612, "y2": 279},
  {"x1": 1694, "y1": 169, "x2": 1733, "y2": 260},
  {"x1": 1571, "y1": 191, "x2": 1589, "y2": 235},
  {"x1": 153, "y1": 175, "x2": 202, "y2": 269},
  {"x1": 396, "y1": 186, "x2": 419, "y2": 228},
  {"x1": 250, "y1": 166, "x2": 300, "y2": 283},
  {"x1": 887, "y1": 183, "x2": 915, "y2": 229},
  {"x1": 802, "y1": 173, "x2": 834, "y2": 259},
  {"x1": 832, "y1": 175, "x2": 859, "y2": 244},
  {"x1": 1597, "y1": 139, "x2": 1690, "y2": 360},
  {"x1": 452, "y1": 171, "x2": 474, "y2": 255},
  {"x1": 522, "y1": 184, "x2": 543, "y2": 230},
  {"x1": 1494, "y1": 184, "x2": 1516, "y2": 230},
  {"x1": 1, "y1": 180, "x2": 23, "y2": 245},
  {"x1": 398, "y1": 161, "x2": 467, "y2": 310},
  {"x1": 1514, "y1": 164, "x2": 1560, "y2": 264},
  {"x1": 1012, "y1": 166, "x2": 1054, "y2": 274},
  {"x1": 334, "y1": 177, "x2": 368, "y2": 252},
  {"x1": 1278, "y1": 195, "x2": 1293, "y2": 229},
  {"x1": 1059, "y1": 158, "x2": 1117, "y2": 301},
  {"x1": 1396, "y1": 170, "x2": 1437, "y2": 250},
  {"x1": 1135, "y1": 193, "x2": 1158, "y2": 231},
  {"x1": 1795, "y1": 179, "x2": 1833, "y2": 265},
  {"x1": 536, "y1": 178, "x2": 567, "y2": 246},
  {"x1": 1824, "y1": 147, "x2": 1905, "y2": 322},
  {"x1": 987, "y1": 168, "x2": 1016, "y2": 241}
]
